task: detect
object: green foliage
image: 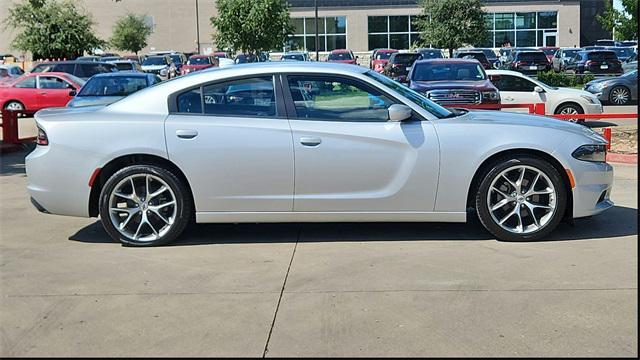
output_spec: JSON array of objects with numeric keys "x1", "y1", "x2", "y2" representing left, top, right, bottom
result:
[
  {"x1": 3, "y1": 0, "x2": 104, "y2": 59},
  {"x1": 596, "y1": 0, "x2": 638, "y2": 41},
  {"x1": 415, "y1": 0, "x2": 488, "y2": 58},
  {"x1": 109, "y1": 14, "x2": 154, "y2": 55},
  {"x1": 537, "y1": 71, "x2": 595, "y2": 88},
  {"x1": 211, "y1": 0, "x2": 293, "y2": 55}
]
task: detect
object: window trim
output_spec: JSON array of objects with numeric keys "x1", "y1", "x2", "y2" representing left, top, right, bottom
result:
[{"x1": 168, "y1": 74, "x2": 287, "y2": 119}]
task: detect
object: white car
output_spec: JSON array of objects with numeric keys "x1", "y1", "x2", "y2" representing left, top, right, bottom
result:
[
  {"x1": 140, "y1": 55, "x2": 175, "y2": 80},
  {"x1": 486, "y1": 69, "x2": 602, "y2": 121}
]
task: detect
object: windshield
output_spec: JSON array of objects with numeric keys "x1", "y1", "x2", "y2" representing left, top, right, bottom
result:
[
  {"x1": 365, "y1": 70, "x2": 454, "y2": 119},
  {"x1": 458, "y1": 53, "x2": 487, "y2": 62},
  {"x1": 142, "y1": 57, "x2": 167, "y2": 66},
  {"x1": 376, "y1": 51, "x2": 394, "y2": 60},
  {"x1": 391, "y1": 54, "x2": 421, "y2": 64},
  {"x1": 328, "y1": 52, "x2": 353, "y2": 61},
  {"x1": 412, "y1": 62, "x2": 486, "y2": 81},
  {"x1": 169, "y1": 55, "x2": 183, "y2": 64},
  {"x1": 65, "y1": 74, "x2": 86, "y2": 87},
  {"x1": 188, "y1": 57, "x2": 211, "y2": 65},
  {"x1": 78, "y1": 76, "x2": 148, "y2": 96},
  {"x1": 282, "y1": 54, "x2": 304, "y2": 61}
]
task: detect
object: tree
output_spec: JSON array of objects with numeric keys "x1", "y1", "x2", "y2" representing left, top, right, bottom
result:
[
  {"x1": 415, "y1": 0, "x2": 488, "y2": 58},
  {"x1": 109, "y1": 14, "x2": 154, "y2": 55},
  {"x1": 597, "y1": 0, "x2": 638, "y2": 41},
  {"x1": 211, "y1": 0, "x2": 293, "y2": 55},
  {"x1": 2, "y1": 0, "x2": 103, "y2": 59}
]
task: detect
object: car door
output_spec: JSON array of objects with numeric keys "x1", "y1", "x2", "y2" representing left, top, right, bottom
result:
[
  {"x1": 36, "y1": 75, "x2": 76, "y2": 108},
  {"x1": 282, "y1": 73, "x2": 439, "y2": 212},
  {"x1": 492, "y1": 74, "x2": 544, "y2": 113},
  {"x1": 165, "y1": 75, "x2": 294, "y2": 213}
]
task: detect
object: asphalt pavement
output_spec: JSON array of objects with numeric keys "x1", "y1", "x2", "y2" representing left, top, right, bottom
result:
[{"x1": 0, "y1": 148, "x2": 637, "y2": 357}]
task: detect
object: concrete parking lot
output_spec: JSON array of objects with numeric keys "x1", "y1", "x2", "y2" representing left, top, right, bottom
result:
[{"x1": 0, "y1": 147, "x2": 637, "y2": 357}]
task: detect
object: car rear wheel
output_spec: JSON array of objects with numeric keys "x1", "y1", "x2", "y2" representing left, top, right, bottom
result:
[
  {"x1": 555, "y1": 103, "x2": 584, "y2": 123},
  {"x1": 99, "y1": 165, "x2": 192, "y2": 246},
  {"x1": 609, "y1": 86, "x2": 630, "y2": 105},
  {"x1": 4, "y1": 101, "x2": 24, "y2": 111},
  {"x1": 475, "y1": 156, "x2": 567, "y2": 242}
]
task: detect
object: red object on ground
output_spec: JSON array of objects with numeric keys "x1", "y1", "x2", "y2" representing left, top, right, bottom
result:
[
  {"x1": 1, "y1": 109, "x2": 37, "y2": 152},
  {"x1": 603, "y1": 128, "x2": 612, "y2": 150}
]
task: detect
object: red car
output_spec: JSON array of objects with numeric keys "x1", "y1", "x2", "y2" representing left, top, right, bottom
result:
[
  {"x1": 180, "y1": 55, "x2": 218, "y2": 75},
  {"x1": 370, "y1": 49, "x2": 398, "y2": 72},
  {"x1": 326, "y1": 49, "x2": 357, "y2": 65},
  {"x1": 539, "y1": 46, "x2": 559, "y2": 63},
  {"x1": 0, "y1": 72, "x2": 85, "y2": 113}
]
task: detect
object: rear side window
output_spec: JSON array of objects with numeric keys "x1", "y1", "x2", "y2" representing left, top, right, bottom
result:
[
  {"x1": 14, "y1": 76, "x2": 36, "y2": 88},
  {"x1": 38, "y1": 76, "x2": 73, "y2": 89},
  {"x1": 202, "y1": 77, "x2": 275, "y2": 117},
  {"x1": 491, "y1": 75, "x2": 535, "y2": 92},
  {"x1": 177, "y1": 88, "x2": 202, "y2": 113}
]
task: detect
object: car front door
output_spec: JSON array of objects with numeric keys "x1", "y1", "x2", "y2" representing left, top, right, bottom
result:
[
  {"x1": 282, "y1": 73, "x2": 439, "y2": 212},
  {"x1": 165, "y1": 75, "x2": 294, "y2": 213},
  {"x1": 492, "y1": 74, "x2": 544, "y2": 113},
  {"x1": 36, "y1": 75, "x2": 76, "y2": 108}
]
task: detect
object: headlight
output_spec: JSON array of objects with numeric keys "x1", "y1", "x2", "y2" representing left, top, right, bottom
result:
[
  {"x1": 591, "y1": 82, "x2": 605, "y2": 91},
  {"x1": 580, "y1": 94, "x2": 599, "y2": 104},
  {"x1": 572, "y1": 144, "x2": 607, "y2": 163},
  {"x1": 160, "y1": 68, "x2": 168, "y2": 76},
  {"x1": 482, "y1": 91, "x2": 500, "y2": 100}
]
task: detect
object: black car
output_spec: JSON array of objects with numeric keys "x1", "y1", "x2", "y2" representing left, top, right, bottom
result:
[
  {"x1": 459, "y1": 48, "x2": 498, "y2": 67},
  {"x1": 502, "y1": 51, "x2": 551, "y2": 74},
  {"x1": 565, "y1": 50, "x2": 623, "y2": 75},
  {"x1": 454, "y1": 51, "x2": 492, "y2": 69},
  {"x1": 382, "y1": 52, "x2": 422, "y2": 83},
  {"x1": 30, "y1": 61, "x2": 118, "y2": 80}
]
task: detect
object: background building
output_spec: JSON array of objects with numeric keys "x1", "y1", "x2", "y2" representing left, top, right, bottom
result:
[{"x1": 0, "y1": 0, "x2": 613, "y2": 57}]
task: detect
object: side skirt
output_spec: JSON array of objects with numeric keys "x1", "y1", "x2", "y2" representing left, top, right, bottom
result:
[{"x1": 195, "y1": 211, "x2": 467, "y2": 223}]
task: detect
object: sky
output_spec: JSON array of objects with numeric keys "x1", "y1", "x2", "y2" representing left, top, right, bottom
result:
[{"x1": 613, "y1": 0, "x2": 623, "y2": 11}]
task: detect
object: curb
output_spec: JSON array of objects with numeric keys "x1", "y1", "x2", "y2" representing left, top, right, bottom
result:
[{"x1": 607, "y1": 152, "x2": 638, "y2": 164}]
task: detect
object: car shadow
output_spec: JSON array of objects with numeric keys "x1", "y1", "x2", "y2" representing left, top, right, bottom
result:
[
  {"x1": 584, "y1": 120, "x2": 619, "y2": 128},
  {"x1": 0, "y1": 143, "x2": 33, "y2": 176},
  {"x1": 68, "y1": 205, "x2": 637, "y2": 246}
]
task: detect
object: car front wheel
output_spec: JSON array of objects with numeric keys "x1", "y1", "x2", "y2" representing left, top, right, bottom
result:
[
  {"x1": 555, "y1": 103, "x2": 584, "y2": 123},
  {"x1": 99, "y1": 165, "x2": 192, "y2": 246},
  {"x1": 475, "y1": 156, "x2": 567, "y2": 242},
  {"x1": 609, "y1": 86, "x2": 630, "y2": 105}
]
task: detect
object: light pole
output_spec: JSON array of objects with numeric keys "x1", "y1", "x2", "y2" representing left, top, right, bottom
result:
[
  {"x1": 315, "y1": 0, "x2": 319, "y2": 61},
  {"x1": 195, "y1": 0, "x2": 201, "y2": 54}
]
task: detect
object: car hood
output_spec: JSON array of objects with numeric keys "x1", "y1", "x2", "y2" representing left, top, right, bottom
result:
[
  {"x1": 458, "y1": 110, "x2": 606, "y2": 142},
  {"x1": 411, "y1": 80, "x2": 495, "y2": 91},
  {"x1": 584, "y1": 77, "x2": 616, "y2": 87},
  {"x1": 67, "y1": 96, "x2": 124, "y2": 108},
  {"x1": 550, "y1": 86, "x2": 597, "y2": 97},
  {"x1": 141, "y1": 65, "x2": 167, "y2": 70}
]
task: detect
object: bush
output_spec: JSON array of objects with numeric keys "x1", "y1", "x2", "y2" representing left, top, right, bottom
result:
[{"x1": 536, "y1": 71, "x2": 595, "y2": 88}]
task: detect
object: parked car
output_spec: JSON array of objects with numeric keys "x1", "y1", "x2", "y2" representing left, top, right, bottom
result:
[
  {"x1": 498, "y1": 47, "x2": 536, "y2": 64},
  {"x1": 181, "y1": 55, "x2": 218, "y2": 75},
  {"x1": 141, "y1": 55, "x2": 176, "y2": 80},
  {"x1": 565, "y1": 50, "x2": 622, "y2": 75},
  {"x1": 280, "y1": 52, "x2": 309, "y2": 61},
  {"x1": 108, "y1": 60, "x2": 143, "y2": 72},
  {"x1": 584, "y1": 70, "x2": 638, "y2": 105},
  {"x1": 30, "y1": 61, "x2": 118, "y2": 80},
  {"x1": 326, "y1": 49, "x2": 357, "y2": 65},
  {"x1": 622, "y1": 53, "x2": 637, "y2": 73},
  {"x1": 487, "y1": 69, "x2": 602, "y2": 121},
  {"x1": 382, "y1": 52, "x2": 422, "y2": 83},
  {"x1": 76, "y1": 56, "x2": 100, "y2": 62},
  {"x1": 370, "y1": 49, "x2": 398, "y2": 72},
  {"x1": 0, "y1": 72, "x2": 85, "y2": 113},
  {"x1": 454, "y1": 50, "x2": 492, "y2": 69},
  {"x1": 67, "y1": 73, "x2": 161, "y2": 108},
  {"x1": 606, "y1": 46, "x2": 635, "y2": 62},
  {"x1": 594, "y1": 39, "x2": 616, "y2": 47},
  {"x1": 538, "y1": 47, "x2": 559, "y2": 63},
  {"x1": 502, "y1": 51, "x2": 552, "y2": 74},
  {"x1": 25, "y1": 62, "x2": 614, "y2": 246},
  {"x1": 168, "y1": 53, "x2": 187, "y2": 75},
  {"x1": 457, "y1": 48, "x2": 498, "y2": 67},
  {"x1": 0, "y1": 64, "x2": 25, "y2": 80},
  {"x1": 408, "y1": 58, "x2": 500, "y2": 108},
  {"x1": 415, "y1": 48, "x2": 444, "y2": 60},
  {"x1": 551, "y1": 47, "x2": 582, "y2": 72}
]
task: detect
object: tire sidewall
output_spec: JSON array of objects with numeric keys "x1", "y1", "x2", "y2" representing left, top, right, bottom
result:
[
  {"x1": 475, "y1": 156, "x2": 567, "y2": 242},
  {"x1": 98, "y1": 164, "x2": 191, "y2": 246}
]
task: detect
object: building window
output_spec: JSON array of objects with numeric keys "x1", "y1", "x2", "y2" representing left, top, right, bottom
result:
[
  {"x1": 286, "y1": 16, "x2": 346, "y2": 52},
  {"x1": 367, "y1": 15, "x2": 420, "y2": 50},
  {"x1": 481, "y1": 11, "x2": 557, "y2": 48}
]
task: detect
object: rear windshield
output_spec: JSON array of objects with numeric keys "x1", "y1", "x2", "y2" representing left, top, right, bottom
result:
[
  {"x1": 114, "y1": 62, "x2": 133, "y2": 71},
  {"x1": 458, "y1": 53, "x2": 487, "y2": 61},
  {"x1": 587, "y1": 51, "x2": 618, "y2": 60},
  {"x1": 78, "y1": 76, "x2": 148, "y2": 96},
  {"x1": 282, "y1": 54, "x2": 304, "y2": 61},
  {"x1": 328, "y1": 52, "x2": 353, "y2": 60},
  {"x1": 375, "y1": 52, "x2": 394, "y2": 60},
  {"x1": 391, "y1": 54, "x2": 421, "y2": 64},
  {"x1": 188, "y1": 57, "x2": 211, "y2": 65},
  {"x1": 143, "y1": 57, "x2": 167, "y2": 65},
  {"x1": 419, "y1": 50, "x2": 443, "y2": 59},
  {"x1": 609, "y1": 47, "x2": 634, "y2": 57},
  {"x1": 412, "y1": 62, "x2": 486, "y2": 81},
  {"x1": 516, "y1": 52, "x2": 548, "y2": 61}
]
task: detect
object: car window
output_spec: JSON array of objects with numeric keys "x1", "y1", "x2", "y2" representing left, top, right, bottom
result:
[
  {"x1": 177, "y1": 88, "x2": 202, "y2": 113},
  {"x1": 38, "y1": 76, "x2": 73, "y2": 89},
  {"x1": 412, "y1": 63, "x2": 486, "y2": 81},
  {"x1": 287, "y1": 75, "x2": 395, "y2": 122},
  {"x1": 492, "y1": 74, "x2": 535, "y2": 92},
  {"x1": 76, "y1": 64, "x2": 109, "y2": 78},
  {"x1": 114, "y1": 62, "x2": 133, "y2": 71},
  {"x1": 78, "y1": 76, "x2": 149, "y2": 96},
  {"x1": 201, "y1": 76, "x2": 276, "y2": 117},
  {"x1": 30, "y1": 64, "x2": 55, "y2": 73},
  {"x1": 52, "y1": 63, "x2": 76, "y2": 74},
  {"x1": 14, "y1": 76, "x2": 36, "y2": 88}
]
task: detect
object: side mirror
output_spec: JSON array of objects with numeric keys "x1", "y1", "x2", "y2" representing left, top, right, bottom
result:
[
  {"x1": 69, "y1": 90, "x2": 77, "y2": 96},
  {"x1": 356, "y1": 55, "x2": 359, "y2": 59},
  {"x1": 534, "y1": 86, "x2": 544, "y2": 93},
  {"x1": 388, "y1": 104, "x2": 412, "y2": 122}
]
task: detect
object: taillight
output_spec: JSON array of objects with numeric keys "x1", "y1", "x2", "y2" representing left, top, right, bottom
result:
[
  {"x1": 514, "y1": 61, "x2": 524, "y2": 67},
  {"x1": 585, "y1": 60, "x2": 595, "y2": 66},
  {"x1": 36, "y1": 127, "x2": 48, "y2": 146}
]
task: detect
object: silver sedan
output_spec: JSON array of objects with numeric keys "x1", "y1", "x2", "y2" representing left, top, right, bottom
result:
[{"x1": 26, "y1": 62, "x2": 613, "y2": 246}]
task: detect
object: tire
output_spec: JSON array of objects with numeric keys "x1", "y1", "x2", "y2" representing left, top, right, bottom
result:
[
  {"x1": 555, "y1": 103, "x2": 584, "y2": 123},
  {"x1": 608, "y1": 86, "x2": 631, "y2": 105},
  {"x1": 4, "y1": 101, "x2": 24, "y2": 111},
  {"x1": 99, "y1": 164, "x2": 192, "y2": 246},
  {"x1": 475, "y1": 156, "x2": 567, "y2": 242}
]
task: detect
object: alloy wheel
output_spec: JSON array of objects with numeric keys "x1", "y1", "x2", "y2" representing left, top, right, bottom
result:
[
  {"x1": 610, "y1": 87, "x2": 630, "y2": 105},
  {"x1": 486, "y1": 165, "x2": 557, "y2": 234},
  {"x1": 5, "y1": 102, "x2": 24, "y2": 111}
]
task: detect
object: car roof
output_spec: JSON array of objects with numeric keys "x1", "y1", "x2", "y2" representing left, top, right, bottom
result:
[
  {"x1": 34, "y1": 60, "x2": 112, "y2": 65},
  {"x1": 90, "y1": 72, "x2": 150, "y2": 78},
  {"x1": 486, "y1": 69, "x2": 529, "y2": 77},
  {"x1": 414, "y1": 58, "x2": 480, "y2": 64},
  {"x1": 330, "y1": 49, "x2": 352, "y2": 53}
]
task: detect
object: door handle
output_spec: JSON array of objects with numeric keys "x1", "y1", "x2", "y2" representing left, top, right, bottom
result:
[
  {"x1": 176, "y1": 129, "x2": 198, "y2": 139},
  {"x1": 504, "y1": 96, "x2": 514, "y2": 101},
  {"x1": 300, "y1": 137, "x2": 321, "y2": 146}
]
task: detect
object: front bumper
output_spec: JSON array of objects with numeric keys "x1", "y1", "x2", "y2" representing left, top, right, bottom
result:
[{"x1": 571, "y1": 160, "x2": 614, "y2": 218}]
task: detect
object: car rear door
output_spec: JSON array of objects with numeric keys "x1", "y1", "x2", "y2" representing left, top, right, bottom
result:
[
  {"x1": 164, "y1": 75, "x2": 295, "y2": 213},
  {"x1": 491, "y1": 74, "x2": 543, "y2": 113},
  {"x1": 282, "y1": 73, "x2": 439, "y2": 212}
]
